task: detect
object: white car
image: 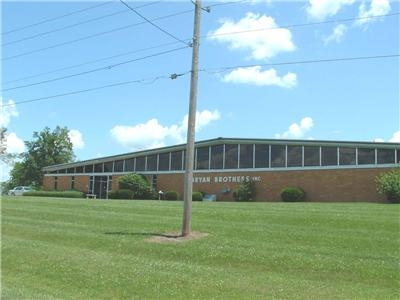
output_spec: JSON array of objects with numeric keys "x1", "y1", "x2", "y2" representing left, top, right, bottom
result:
[{"x1": 8, "y1": 186, "x2": 32, "y2": 196}]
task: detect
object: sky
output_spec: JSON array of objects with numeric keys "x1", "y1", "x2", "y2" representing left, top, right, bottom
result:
[{"x1": 1, "y1": 0, "x2": 399, "y2": 180}]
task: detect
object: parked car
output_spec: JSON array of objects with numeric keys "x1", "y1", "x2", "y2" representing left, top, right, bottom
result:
[{"x1": 8, "y1": 186, "x2": 32, "y2": 196}]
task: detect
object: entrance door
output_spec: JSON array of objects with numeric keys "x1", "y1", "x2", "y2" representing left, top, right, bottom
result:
[{"x1": 93, "y1": 176, "x2": 110, "y2": 199}]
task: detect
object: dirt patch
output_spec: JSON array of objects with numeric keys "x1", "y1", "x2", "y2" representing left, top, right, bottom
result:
[{"x1": 146, "y1": 231, "x2": 208, "y2": 244}]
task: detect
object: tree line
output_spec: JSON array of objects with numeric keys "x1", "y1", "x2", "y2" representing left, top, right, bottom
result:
[{"x1": 1, "y1": 126, "x2": 75, "y2": 191}]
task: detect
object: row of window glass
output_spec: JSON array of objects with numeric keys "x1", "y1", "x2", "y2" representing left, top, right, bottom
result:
[{"x1": 49, "y1": 144, "x2": 399, "y2": 174}]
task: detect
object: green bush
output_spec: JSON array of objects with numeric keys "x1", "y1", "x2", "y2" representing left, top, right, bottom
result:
[
  {"x1": 376, "y1": 168, "x2": 400, "y2": 203},
  {"x1": 24, "y1": 190, "x2": 84, "y2": 198},
  {"x1": 192, "y1": 191, "x2": 203, "y2": 201},
  {"x1": 165, "y1": 191, "x2": 179, "y2": 200},
  {"x1": 118, "y1": 173, "x2": 156, "y2": 199},
  {"x1": 233, "y1": 180, "x2": 255, "y2": 201},
  {"x1": 281, "y1": 186, "x2": 306, "y2": 202},
  {"x1": 108, "y1": 189, "x2": 134, "y2": 200}
]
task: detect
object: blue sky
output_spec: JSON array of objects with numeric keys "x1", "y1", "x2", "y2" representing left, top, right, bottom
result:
[{"x1": 1, "y1": 0, "x2": 399, "y2": 179}]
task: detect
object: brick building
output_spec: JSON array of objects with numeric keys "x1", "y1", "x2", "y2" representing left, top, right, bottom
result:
[{"x1": 42, "y1": 138, "x2": 400, "y2": 202}]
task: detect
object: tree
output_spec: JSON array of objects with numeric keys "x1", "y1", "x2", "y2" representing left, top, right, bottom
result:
[
  {"x1": 117, "y1": 173, "x2": 156, "y2": 199},
  {"x1": 8, "y1": 126, "x2": 75, "y2": 187},
  {"x1": 233, "y1": 179, "x2": 256, "y2": 201},
  {"x1": 376, "y1": 168, "x2": 400, "y2": 203},
  {"x1": 0, "y1": 127, "x2": 20, "y2": 165}
]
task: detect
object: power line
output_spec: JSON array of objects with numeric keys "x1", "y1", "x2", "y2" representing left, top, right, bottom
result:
[
  {"x1": 4, "y1": 53, "x2": 397, "y2": 108},
  {"x1": 2, "y1": 2, "x2": 162, "y2": 47},
  {"x1": 119, "y1": 0, "x2": 190, "y2": 46},
  {"x1": 6, "y1": 75, "x2": 173, "y2": 107},
  {"x1": 3, "y1": 41, "x2": 181, "y2": 85},
  {"x1": 2, "y1": 9, "x2": 193, "y2": 61},
  {"x1": 3, "y1": 6, "x2": 396, "y2": 62},
  {"x1": 2, "y1": 1, "x2": 114, "y2": 35},
  {"x1": 3, "y1": 10, "x2": 399, "y2": 84},
  {"x1": 1, "y1": 46, "x2": 190, "y2": 92},
  {"x1": 201, "y1": 54, "x2": 400, "y2": 74},
  {"x1": 205, "y1": 12, "x2": 400, "y2": 40}
]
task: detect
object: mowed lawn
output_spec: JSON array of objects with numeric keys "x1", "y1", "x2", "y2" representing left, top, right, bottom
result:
[{"x1": 1, "y1": 197, "x2": 399, "y2": 299}]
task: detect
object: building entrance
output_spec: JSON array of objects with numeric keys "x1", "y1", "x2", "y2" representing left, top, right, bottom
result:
[{"x1": 90, "y1": 176, "x2": 112, "y2": 199}]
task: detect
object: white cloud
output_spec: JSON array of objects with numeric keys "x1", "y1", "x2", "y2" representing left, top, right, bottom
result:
[
  {"x1": 373, "y1": 138, "x2": 385, "y2": 142},
  {"x1": 0, "y1": 98, "x2": 24, "y2": 157},
  {"x1": 355, "y1": 0, "x2": 391, "y2": 26},
  {"x1": 68, "y1": 129, "x2": 85, "y2": 150},
  {"x1": 275, "y1": 117, "x2": 314, "y2": 139},
  {"x1": 5, "y1": 132, "x2": 25, "y2": 154},
  {"x1": 306, "y1": 0, "x2": 355, "y2": 21},
  {"x1": 110, "y1": 110, "x2": 221, "y2": 151},
  {"x1": 374, "y1": 131, "x2": 400, "y2": 143},
  {"x1": 389, "y1": 131, "x2": 400, "y2": 143},
  {"x1": 208, "y1": 12, "x2": 296, "y2": 60},
  {"x1": 389, "y1": 130, "x2": 400, "y2": 143},
  {"x1": 324, "y1": 24, "x2": 348, "y2": 44},
  {"x1": 223, "y1": 66, "x2": 297, "y2": 88},
  {"x1": 0, "y1": 98, "x2": 18, "y2": 127}
]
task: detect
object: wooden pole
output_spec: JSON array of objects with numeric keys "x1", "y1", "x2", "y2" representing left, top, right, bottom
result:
[{"x1": 182, "y1": 0, "x2": 202, "y2": 237}]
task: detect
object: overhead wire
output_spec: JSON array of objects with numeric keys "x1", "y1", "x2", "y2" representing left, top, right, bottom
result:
[
  {"x1": 1, "y1": 45, "x2": 190, "y2": 92},
  {"x1": 4, "y1": 75, "x2": 171, "y2": 107},
  {"x1": 4, "y1": 53, "x2": 398, "y2": 108},
  {"x1": 3, "y1": 10, "x2": 398, "y2": 84},
  {"x1": 2, "y1": 8, "x2": 194, "y2": 61},
  {"x1": 3, "y1": 8, "x2": 397, "y2": 62},
  {"x1": 119, "y1": 0, "x2": 190, "y2": 46},
  {"x1": 200, "y1": 54, "x2": 400, "y2": 74},
  {"x1": 205, "y1": 12, "x2": 400, "y2": 40},
  {"x1": 3, "y1": 41, "x2": 182, "y2": 85},
  {"x1": 2, "y1": 2, "x2": 162, "y2": 47},
  {"x1": 2, "y1": 1, "x2": 115, "y2": 35}
]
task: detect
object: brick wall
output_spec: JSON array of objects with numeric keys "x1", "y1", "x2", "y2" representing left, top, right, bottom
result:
[
  {"x1": 42, "y1": 167, "x2": 390, "y2": 202},
  {"x1": 156, "y1": 168, "x2": 388, "y2": 202}
]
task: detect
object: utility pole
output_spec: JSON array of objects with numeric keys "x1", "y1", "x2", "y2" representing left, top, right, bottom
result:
[{"x1": 182, "y1": 0, "x2": 202, "y2": 237}]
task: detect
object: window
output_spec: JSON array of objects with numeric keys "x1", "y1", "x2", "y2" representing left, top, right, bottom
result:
[
  {"x1": 158, "y1": 152, "x2": 170, "y2": 171},
  {"x1": 67, "y1": 167, "x2": 75, "y2": 173},
  {"x1": 146, "y1": 155, "x2": 157, "y2": 171},
  {"x1": 151, "y1": 175, "x2": 157, "y2": 190},
  {"x1": 271, "y1": 145, "x2": 286, "y2": 168},
  {"x1": 104, "y1": 162, "x2": 113, "y2": 172},
  {"x1": 114, "y1": 160, "x2": 124, "y2": 172},
  {"x1": 94, "y1": 163, "x2": 103, "y2": 173},
  {"x1": 84, "y1": 164, "x2": 93, "y2": 173},
  {"x1": 254, "y1": 144, "x2": 269, "y2": 168},
  {"x1": 304, "y1": 146, "x2": 320, "y2": 166},
  {"x1": 239, "y1": 144, "x2": 253, "y2": 169},
  {"x1": 210, "y1": 145, "x2": 223, "y2": 169},
  {"x1": 71, "y1": 176, "x2": 75, "y2": 190},
  {"x1": 170, "y1": 151, "x2": 183, "y2": 170},
  {"x1": 321, "y1": 146, "x2": 338, "y2": 166},
  {"x1": 339, "y1": 147, "x2": 356, "y2": 165},
  {"x1": 76, "y1": 166, "x2": 84, "y2": 173},
  {"x1": 89, "y1": 176, "x2": 94, "y2": 194},
  {"x1": 125, "y1": 158, "x2": 134, "y2": 172},
  {"x1": 398, "y1": 149, "x2": 400, "y2": 164},
  {"x1": 196, "y1": 147, "x2": 209, "y2": 170},
  {"x1": 136, "y1": 156, "x2": 146, "y2": 171},
  {"x1": 54, "y1": 176, "x2": 58, "y2": 190},
  {"x1": 358, "y1": 148, "x2": 375, "y2": 165},
  {"x1": 377, "y1": 149, "x2": 395, "y2": 164},
  {"x1": 287, "y1": 146, "x2": 302, "y2": 167},
  {"x1": 225, "y1": 144, "x2": 238, "y2": 169}
]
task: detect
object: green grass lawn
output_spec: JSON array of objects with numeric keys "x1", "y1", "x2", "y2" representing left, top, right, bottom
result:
[{"x1": 1, "y1": 197, "x2": 399, "y2": 299}]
